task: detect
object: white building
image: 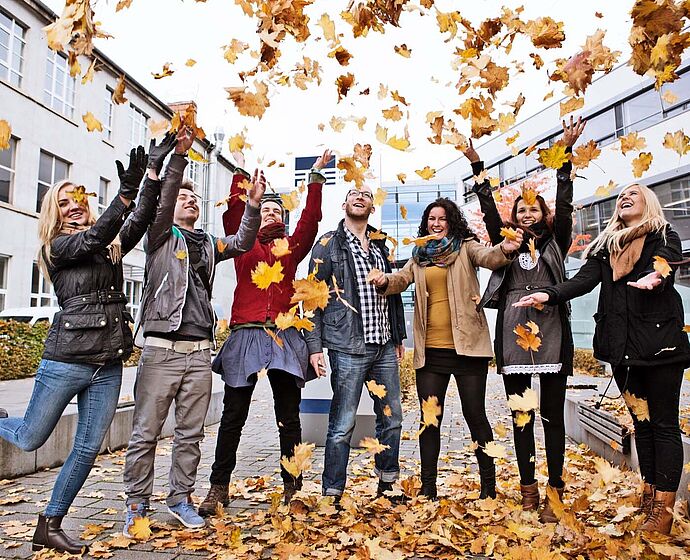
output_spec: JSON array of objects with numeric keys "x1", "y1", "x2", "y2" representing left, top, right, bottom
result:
[{"x1": 1, "y1": 0, "x2": 239, "y2": 320}]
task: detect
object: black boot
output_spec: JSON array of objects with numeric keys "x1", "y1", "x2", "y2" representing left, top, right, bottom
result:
[
  {"x1": 0, "y1": 408, "x2": 7, "y2": 419},
  {"x1": 376, "y1": 481, "x2": 410, "y2": 504},
  {"x1": 420, "y1": 471, "x2": 438, "y2": 500},
  {"x1": 479, "y1": 466, "x2": 496, "y2": 499},
  {"x1": 283, "y1": 477, "x2": 303, "y2": 505},
  {"x1": 32, "y1": 514, "x2": 88, "y2": 554}
]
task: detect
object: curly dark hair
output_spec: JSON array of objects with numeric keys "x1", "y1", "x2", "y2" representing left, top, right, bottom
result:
[{"x1": 417, "y1": 198, "x2": 477, "y2": 240}]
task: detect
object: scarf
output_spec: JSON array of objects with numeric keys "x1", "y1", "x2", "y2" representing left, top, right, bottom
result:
[
  {"x1": 60, "y1": 222, "x2": 122, "y2": 263},
  {"x1": 610, "y1": 224, "x2": 651, "y2": 281},
  {"x1": 257, "y1": 222, "x2": 287, "y2": 244},
  {"x1": 412, "y1": 236, "x2": 461, "y2": 268},
  {"x1": 518, "y1": 221, "x2": 552, "y2": 254}
]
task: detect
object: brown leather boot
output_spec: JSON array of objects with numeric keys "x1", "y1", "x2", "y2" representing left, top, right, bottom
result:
[
  {"x1": 520, "y1": 482, "x2": 539, "y2": 511},
  {"x1": 32, "y1": 514, "x2": 88, "y2": 554},
  {"x1": 198, "y1": 484, "x2": 229, "y2": 517},
  {"x1": 539, "y1": 485, "x2": 565, "y2": 523},
  {"x1": 639, "y1": 482, "x2": 655, "y2": 515},
  {"x1": 640, "y1": 490, "x2": 676, "y2": 535}
]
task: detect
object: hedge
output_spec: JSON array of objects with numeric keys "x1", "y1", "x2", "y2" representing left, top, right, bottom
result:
[{"x1": 0, "y1": 320, "x2": 50, "y2": 381}]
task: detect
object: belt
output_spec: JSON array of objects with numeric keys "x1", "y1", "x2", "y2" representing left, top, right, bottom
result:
[
  {"x1": 63, "y1": 289, "x2": 127, "y2": 307},
  {"x1": 507, "y1": 284, "x2": 550, "y2": 292},
  {"x1": 145, "y1": 336, "x2": 211, "y2": 354}
]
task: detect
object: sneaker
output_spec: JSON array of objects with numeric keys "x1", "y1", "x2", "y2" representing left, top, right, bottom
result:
[
  {"x1": 0, "y1": 408, "x2": 8, "y2": 419},
  {"x1": 167, "y1": 501, "x2": 205, "y2": 529},
  {"x1": 123, "y1": 503, "x2": 149, "y2": 538}
]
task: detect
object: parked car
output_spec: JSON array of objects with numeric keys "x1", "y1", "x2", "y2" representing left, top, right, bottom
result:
[{"x1": 0, "y1": 307, "x2": 60, "y2": 326}]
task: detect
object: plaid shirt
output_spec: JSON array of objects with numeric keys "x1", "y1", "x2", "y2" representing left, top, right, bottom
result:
[{"x1": 344, "y1": 227, "x2": 390, "y2": 345}]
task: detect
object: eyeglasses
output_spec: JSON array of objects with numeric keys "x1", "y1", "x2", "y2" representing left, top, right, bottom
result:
[{"x1": 346, "y1": 190, "x2": 373, "y2": 200}]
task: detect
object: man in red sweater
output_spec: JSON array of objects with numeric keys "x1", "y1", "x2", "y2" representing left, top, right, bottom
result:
[{"x1": 199, "y1": 150, "x2": 331, "y2": 514}]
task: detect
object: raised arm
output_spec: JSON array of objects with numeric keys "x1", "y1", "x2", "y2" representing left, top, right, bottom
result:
[
  {"x1": 463, "y1": 140, "x2": 504, "y2": 245},
  {"x1": 465, "y1": 238, "x2": 516, "y2": 270},
  {"x1": 373, "y1": 258, "x2": 414, "y2": 296}
]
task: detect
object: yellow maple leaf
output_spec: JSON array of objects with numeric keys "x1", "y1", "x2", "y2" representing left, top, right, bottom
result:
[
  {"x1": 482, "y1": 441, "x2": 507, "y2": 459},
  {"x1": 66, "y1": 185, "x2": 97, "y2": 206},
  {"x1": 383, "y1": 405, "x2": 392, "y2": 417},
  {"x1": 129, "y1": 516, "x2": 152, "y2": 540},
  {"x1": 559, "y1": 96, "x2": 584, "y2": 117},
  {"x1": 571, "y1": 140, "x2": 601, "y2": 169},
  {"x1": 188, "y1": 149, "x2": 209, "y2": 163},
  {"x1": 622, "y1": 390, "x2": 650, "y2": 422},
  {"x1": 82, "y1": 111, "x2": 103, "y2": 133},
  {"x1": 595, "y1": 180, "x2": 617, "y2": 198},
  {"x1": 382, "y1": 105, "x2": 403, "y2": 121},
  {"x1": 521, "y1": 188, "x2": 538, "y2": 206},
  {"x1": 151, "y1": 62, "x2": 174, "y2": 79},
  {"x1": 280, "y1": 442, "x2": 314, "y2": 479},
  {"x1": 228, "y1": 131, "x2": 249, "y2": 153},
  {"x1": 415, "y1": 166, "x2": 436, "y2": 180},
  {"x1": 421, "y1": 395, "x2": 442, "y2": 428},
  {"x1": 619, "y1": 131, "x2": 646, "y2": 155},
  {"x1": 275, "y1": 310, "x2": 297, "y2": 331},
  {"x1": 290, "y1": 275, "x2": 330, "y2": 311},
  {"x1": 500, "y1": 227, "x2": 519, "y2": 242},
  {"x1": 359, "y1": 437, "x2": 390, "y2": 455},
  {"x1": 537, "y1": 142, "x2": 570, "y2": 169},
  {"x1": 366, "y1": 379, "x2": 387, "y2": 399},
  {"x1": 280, "y1": 191, "x2": 300, "y2": 212},
  {"x1": 0, "y1": 120, "x2": 11, "y2": 150},
  {"x1": 149, "y1": 118, "x2": 170, "y2": 139},
  {"x1": 185, "y1": 58, "x2": 196, "y2": 67},
  {"x1": 175, "y1": 249, "x2": 187, "y2": 260},
  {"x1": 514, "y1": 322, "x2": 542, "y2": 352},
  {"x1": 251, "y1": 261, "x2": 284, "y2": 290},
  {"x1": 494, "y1": 422, "x2": 508, "y2": 438},
  {"x1": 387, "y1": 135, "x2": 410, "y2": 151},
  {"x1": 653, "y1": 255, "x2": 672, "y2": 278},
  {"x1": 662, "y1": 130, "x2": 690, "y2": 156},
  {"x1": 271, "y1": 238, "x2": 291, "y2": 258},
  {"x1": 225, "y1": 80, "x2": 270, "y2": 119},
  {"x1": 396, "y1": 173, "x2": 407, "y2": 184},
  {"x1": 223, "y1": 39, "x2": 249, "y2": 64},
  {"x1": 373, "y1": 187, "x2": 387, "y2": 207},
  {"x1": 631, "y1": 152, "x2": 653, "y2": 178},
  {"x1": 515, "y1": 411, "x2": 532, "y2": 429},
  {"x1": 402, "y1": 234, "x2": 440, "y2": 246}
]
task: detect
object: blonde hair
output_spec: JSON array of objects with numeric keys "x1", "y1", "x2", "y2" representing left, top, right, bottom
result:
[
  {"x1": 37, "y1": 180, "x2": 95, "y2": 278},
  {"x1": 584, "y1": 183, "x2": 667, "y2": 258}
]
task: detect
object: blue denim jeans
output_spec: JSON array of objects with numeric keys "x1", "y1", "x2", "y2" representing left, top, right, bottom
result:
[
  {"x1": 322, "y1": 341, "x2": 403, "y2": 496},
  {"x1": 0, "y1": 359, "x2": 121, "y2": 516}
]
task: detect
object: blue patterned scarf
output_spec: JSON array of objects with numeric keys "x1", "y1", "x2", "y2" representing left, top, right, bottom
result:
[{"x1": 412, "y1": 236, "x2": 462, "y2": 267}]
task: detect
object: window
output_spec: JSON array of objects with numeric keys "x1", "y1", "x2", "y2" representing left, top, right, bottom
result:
[
  {"x1": 103, "y1": 87, "x2": 114, "y2": 141},
  {"x1": 0, "y1": 11, "x2": 26, "y2": 87},
  {"x1": 37, "y1": 150, "x2": 69, "y2": 212},
  {"x1": 622, "y1": 88, "x2": 663, "y2": 133},
  {"x1": 669, "y1": 176, "x2": 690, "y2": 218},
  {"x1": 98, "y1": 177, "x2": 109, "y2": 215},
  {"x1": 0, "y1": 255, "x2": 7, "y2": 310},
  {"x1": 500, "y1": 152, "x2": 526, "y2": 183},
  {"x1": 30, "y1": 263, "x2": 55, "y2": 307},
  {"x1": 579, "y1": 108, "x2": 618, "y2": 146},
  {"x1": 129, "y1": 104, "x2": 148, "y2": 150},
  {"x1": 124, "y1": 278, "x2": 142, "y2": 318},
  {"x1": 44, "y1": 51, "x2": 76, "y2": 118},
  {"x1": 0, "y1": 136, "x2": 16, "y2": 203},
  {"x1": 661, "y1": 70, "x2": 690, "y2": 118}
]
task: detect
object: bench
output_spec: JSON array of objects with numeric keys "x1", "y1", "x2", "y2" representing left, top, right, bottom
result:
[{"x1": 577, "y1": 403, "x2": 631, "y2": 454}]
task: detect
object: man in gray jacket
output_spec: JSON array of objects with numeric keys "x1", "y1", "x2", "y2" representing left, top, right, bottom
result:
[{"x1": 122, "y1": 127, "x2": 265, "y2": 535}]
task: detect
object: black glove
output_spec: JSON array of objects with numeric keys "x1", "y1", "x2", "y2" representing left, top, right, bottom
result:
[
  {"x1": 147, "y1": 132, "x2": 177, "y2": 175},
  {"x1": 116, "y1": 146, "x2": 147, "y2": 200}
]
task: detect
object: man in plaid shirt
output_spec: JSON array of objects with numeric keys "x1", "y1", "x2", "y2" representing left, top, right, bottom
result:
[{"x1": 306, "y1": 185, "x2": 407, "y2": 501}]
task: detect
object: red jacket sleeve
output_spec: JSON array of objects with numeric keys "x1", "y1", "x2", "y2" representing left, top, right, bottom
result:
[
  {"x1": 289, "y1": 182, "x2": 323, "y2": 263},
  {"x1": 222, "y1": 173, "x2": 249, "y2": 236}
]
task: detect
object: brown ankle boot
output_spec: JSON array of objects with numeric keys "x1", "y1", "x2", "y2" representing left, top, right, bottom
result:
[
  {"x1": 520, "y1": 482, "x2": 539, "y2": 511},
  {"x1": 640, "y1": 490, "x2": 676, "y2": 535},
  {"x1": 639, "y1": 482, "x2": 655, "y2": 515},
  {"x1": 32, "y1": 514, "x2": 88, "y2": 554},
  {"x1": 198, "y1": 484, "x2": 229, "y2": 517},
  {"x1": 539, "y1": 485, "x2": 565, "y2": 523}
]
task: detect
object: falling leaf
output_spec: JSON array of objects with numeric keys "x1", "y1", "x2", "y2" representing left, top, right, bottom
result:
[
  {"x1": 508, "y1": 388, "x2": 539, "y2": 412},
  {"x1": 631, "y1": 152, "x2": 652, "y2": 178},
  {"x1": 279, "y1": 190, "x2": 300, "y2": 212},
  {"x1": 175, "y1": 249, "x2": 187, "y2": 260},
  {"x1": 662, "y1": 90, "x2": 679, "y2": 104},
  {"x1": 129, "y1": 516, "x2": 152, "y2": 540},
  {"x1": 537, "y1": 142, "x2": 570, "y2": 169},
  {"x1": 366, "y1": 379, "x2": 387, "y2": 398},
  {"x1": 394, "y1": 44, "x2": 412, "y2": 58},
  {"x1": 572, "y1": 140, "x2": 601, "y2": 169},
  {"x1": 415, "y1": 166, "x2": 436, "y2": 180},
  {"x1": 663, "y1": 130, "x2": 690, "y2": 156},
  {"x1": 335, "y1": 73, "x2": 355, "y2": 102},
  {"x1": 151, "y1": 62, "x2": 174, "y2": 79},
  {"x1": 81, "y1": 58, "x2": 96, "y2": 84},
  {"x1": 216, "y1": 238, "x2": 228, "y2": 253},
  {"x1": 500, "y1": 227, "x2": 519, "y2": 242},
  {"x1": 619, "y1": 131, "x2": 646, "y2": 155},
  {"x1": 399, "y1": 205, "x2": 408, "y2": 220},
  {"x1": 149, "y1": 118, "x2": 170, "y2": 139},
  {"x1": 515, "y1": 411, "x2": 532, "y2": 429},
  {"x1": 622, "y1": 390, "x2": 650, "y2": 422},
  {"x1": 653, "y1": 255, "x2": 671, "y2": 278},
  {"x1": 317, "y1": 13, "x2": 336, "y2": 44},
  {"x1": 373, "y1": 187, "x2": 388, "y2": 207},
  {"x1": 360, "y1": 437, "x2": 390, "y2": 455},
  {"x1": 66, "y1": 185, "x2": 97, "y2": 206},
  {"x1": 280, "y1": 442, "x2": 314, "y2": 478},
  {"x1": 382, "y1": 105, "x2": 404, "y2": 121},
  {"x1": 525, "y1": 16, "x2": 565, "y2": 49},
  {"x1": 82, "y1": 111, "x2": 103, "y2": 132},
  {"x1": 223, "y1": 39, "x2": 249, "y2": 63},
  {"x1": 264, "y1": 327, "x2": 284, "y2": 348},
  {"x1": 319, "y1": 235, "x2": 332, "y2": 247},
  {"x1": 383, "y1": 405, "x2": 392, "y2": 417},
  {"x1": 527, "y1": 238, "x2": 537, "y2": 262},
  {"x1": 0, "y1": 120, "x2": 11, "y2": 150},
  {"x1": 494, "y1": 423, "x2": 508, "y2": 438},
  {"x1": 482, "y1": 441, "x2": 508, "y2": 459},
  {"x1": 188, "y1": 148, "x2": 209, "y2": 163},
  {"x1": 402, "y1": 234, "x2": 440, "y2": 246},
  {"x1": 112, "y1": 75, "x2": 127, "y2": 105},
  {"x1": 559, "y1": 96, "x2": 585, "y2": 117},
  {"x1": 386, "y1": 135, "x2": 411, "y2": 151},
  {"x1": 271, "y1": 238, "x2": 292, "y2": 258},
  {"x1": 185, "y1": 58, "x2": 196, "y2": 67},
  {"x1": 251, "y1": 261, "x2": 284, "y2": 289},
  {"x1": 420, "y1": 396, "x2": 442, "y2": 429},
  {"x1": 329, "y1": 45, "x2": 353, "y2": 66},
  {"x1": 595, "y1": 180, "x2": 617, "y2": 198},
  {"x1": 291, "y1": 275, "x2": 330, "y2": 311},
  {"x1": 521, "y1": 187, "x2": 538, "y2": 206},
  {"x1": 514, "y1": 322, "x2": 542, "y2": 353},
  {"x1": 225, "y1": 80, "x2": 270, "y2": 119}
]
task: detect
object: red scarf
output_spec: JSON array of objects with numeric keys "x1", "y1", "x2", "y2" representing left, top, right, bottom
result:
[{"x1": 258, "y1": 222, "x2": 286, "y2": 244}]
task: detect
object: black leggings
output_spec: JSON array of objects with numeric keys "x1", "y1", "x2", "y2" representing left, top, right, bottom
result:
[
  {"x1": 503, "y1": 374, "x2": 567, "y2": 488},
  {"x1": 415, "y1": 371, "x2": 494, "y2": 483},
  {"x1": 613, "y1": 364, "x2": 684, "y2": 492},
  {"x1": 209, "y1": 370, "x2": 301, "y2": 486}
]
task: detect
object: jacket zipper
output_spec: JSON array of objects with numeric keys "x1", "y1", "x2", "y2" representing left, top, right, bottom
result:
[{"x1": 154, "y1": 272, "x2": 169, "y2": 299}]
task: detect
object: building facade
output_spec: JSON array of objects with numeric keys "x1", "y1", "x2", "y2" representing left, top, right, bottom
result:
[{"x1": 1, "y1": 0, "x2": 239, "y2": 320}]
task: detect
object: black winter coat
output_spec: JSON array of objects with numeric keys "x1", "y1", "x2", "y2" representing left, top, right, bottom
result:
[
  {"x1": 304, "y1": 220, "x2": 407, "y2": 355},
  {"x1": 474, "y1": 158, "x2": 575, "y2": 375},
  {"x1": 542, "y1": 225, "x2": 690, "y2": 368},
  {"x1": 42, "y1": 177, "x2": 161, "y2": 364}
]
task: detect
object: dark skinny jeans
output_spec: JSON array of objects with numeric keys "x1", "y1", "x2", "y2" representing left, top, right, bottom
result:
[
  {"x1": 209, "y1": 370, "x2": 301, "y2": 487},
  {"x1": 416, "y1": 370, "x2": 494, "y2": 484},
  {"x1": 613, "y1": 364, "x2": 685, "y2": 492},
  {"x1": 502, "y1": 374, "x2": 567, "y2": 488}
]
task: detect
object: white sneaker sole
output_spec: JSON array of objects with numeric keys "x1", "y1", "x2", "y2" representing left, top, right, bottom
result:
[{"x1": 167, "y1": 507, "x2": 205, "y2": 529}]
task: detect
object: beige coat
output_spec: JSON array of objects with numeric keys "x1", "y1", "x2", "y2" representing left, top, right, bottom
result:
[{"x1": 383, "y1": 240, "x2": 511, "y2": 370}]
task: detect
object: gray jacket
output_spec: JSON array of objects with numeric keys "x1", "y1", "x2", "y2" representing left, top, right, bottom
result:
[{"x1": 134, "y1": 154, "x2": 260, "y2": 346}]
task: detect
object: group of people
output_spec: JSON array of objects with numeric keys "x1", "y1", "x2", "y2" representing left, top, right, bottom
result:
[{"x1": 0, "y1": 115, "x2": 687, "y2": 554}]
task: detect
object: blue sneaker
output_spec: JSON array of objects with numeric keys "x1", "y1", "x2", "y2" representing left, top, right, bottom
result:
[
  {"x1": 123, "y1": 503, "x2": 149, "y2": 538},
  {"x1": 167, "y1": 501, "x2": 205, "y2": 529}
]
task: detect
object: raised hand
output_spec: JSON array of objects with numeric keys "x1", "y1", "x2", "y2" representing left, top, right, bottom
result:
[
  {"x1": 116, "y1": 145, "x2": 147, "y2": 201},
  {"x1": 313, "y1": 148, "x2": 333, "y2": 170},
  {"x1": 147, "y1": 131, "x2": 177, "y2": 176},
  {"x1": 562, "y1": 116, "x2": 586, "y2": 147},
  {"x1": 247, "y1": 168, "x2": 267, "y2": 207},
  {"x1": 462, "y1": 138, "x2": 480, "y2": 164},
  {"x1": 501, "y1": 228, "x2": 524, "y2": 254},
  {"x1": 231, "y1": 150, "x2": 246, "y2": 170},
  {"x1": 513, "y1": 292, "x2": 549, "y2": 308},
  {"x1": 627, "y1": 271, "x2": 663, "y2": 290},
  {"x1": 174, "y1": 126, "x2": 195, "y2": 155}
]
